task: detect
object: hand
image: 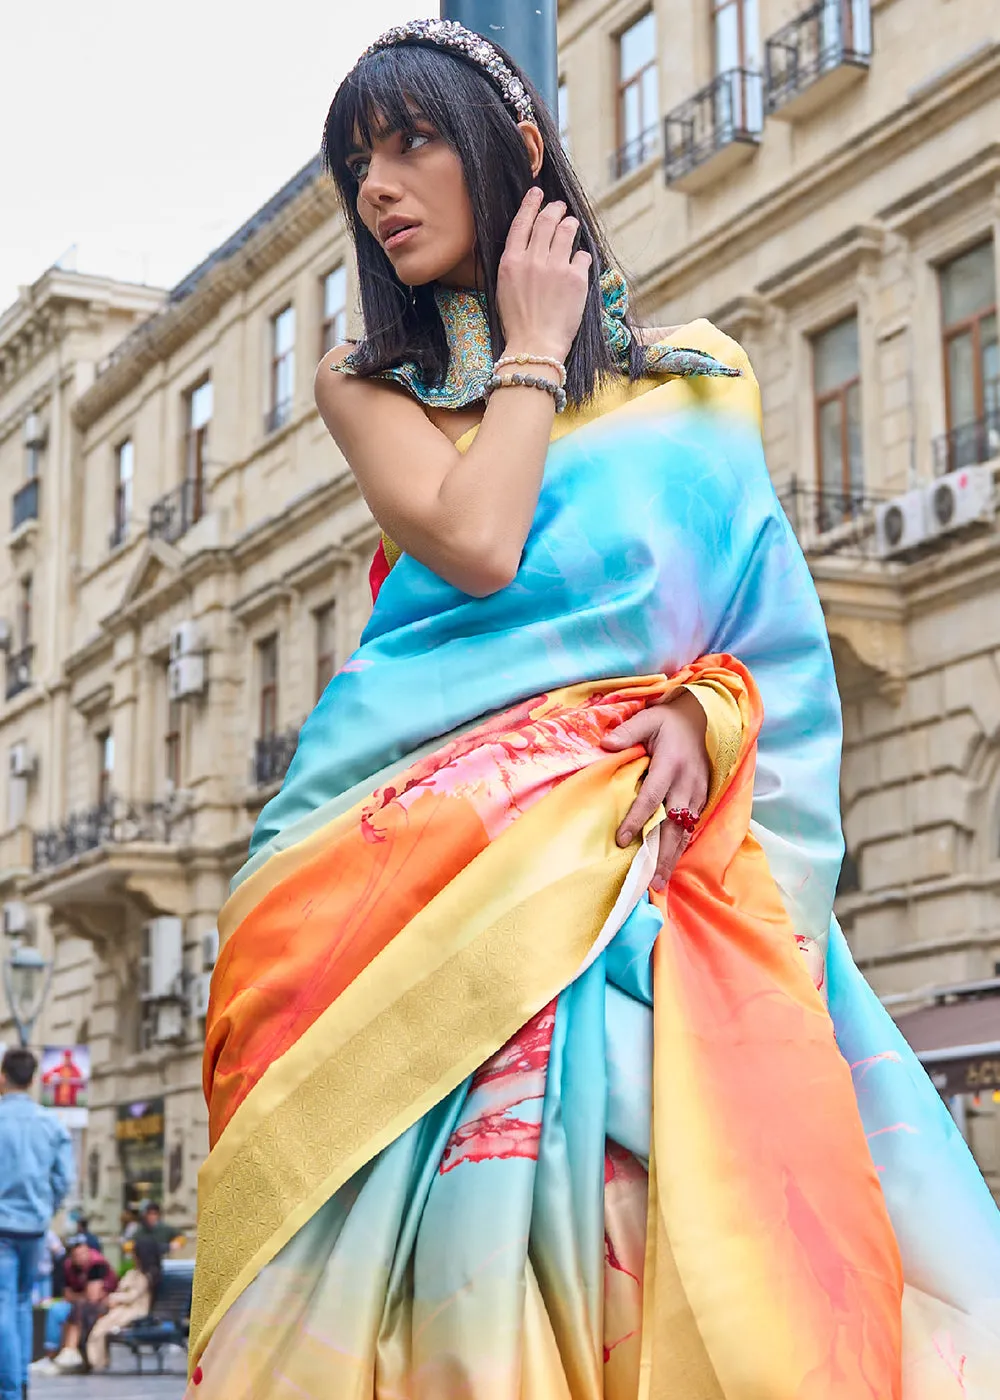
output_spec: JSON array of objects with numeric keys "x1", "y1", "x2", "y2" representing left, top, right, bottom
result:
[
  {"x1": 496, "y1": 187, "x2": 592, "y2": 363},
  {"x1": 600, "y1": 691, "x2": 710, "y2": 894}
]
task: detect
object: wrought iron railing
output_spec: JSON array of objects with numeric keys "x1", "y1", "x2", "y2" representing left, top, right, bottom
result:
[
  {"x1": 933, "y1": 408, "x2": 1000, "y2": 476},
  {"x1": 149, "y1": 479, "x2": 202, "y2": 544},
  {"x1": 611, "y1": 124, "x2": 660, "y2": 181},
  {"x1": 11, "y1": 478, "x2": 40, "y2": 532},
  {"x1": 265, "y1": 400, "x2": 293, "y2": 434},
  {"x1": 765, "y1": 0, "x2": 872, "y2": 113},
  {"x1": 32, "y1": 794, "x2": 191, "y2": 873},
  {"x1": 5, "y1": 645, "x2": 34, "y2": 700},
  {"x1": 778, "y1": 479, "x2": 887, "y2": 558},
  {"x1": 253, "y1": 727, "x2": 300, "y2": 788},
  {"x1": 664, "y1": 69, "x2": 763, "y2": 185}
]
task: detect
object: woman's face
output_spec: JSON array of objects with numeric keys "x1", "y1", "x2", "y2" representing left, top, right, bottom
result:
[{"x1": 349, "y1": 115, "x2": 479, "y2": 288}]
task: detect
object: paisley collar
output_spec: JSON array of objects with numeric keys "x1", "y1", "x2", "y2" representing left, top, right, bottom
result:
[{"x1": 335, "y1": 267, "x2": 739, "y2": 409}]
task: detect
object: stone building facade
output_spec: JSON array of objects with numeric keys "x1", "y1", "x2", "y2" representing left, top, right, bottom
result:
[{"x1": 1, "y1": 0, "x2": 998, "y2": 1234}]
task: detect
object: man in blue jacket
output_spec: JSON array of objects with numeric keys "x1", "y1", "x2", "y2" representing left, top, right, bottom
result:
[{"x1": 0, "y1": 1047, "x2": 75, "y2": 1400}]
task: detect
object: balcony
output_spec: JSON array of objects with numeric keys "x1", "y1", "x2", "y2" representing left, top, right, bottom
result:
[
  {"x1": 149, "y1": 479, "x2": 201, "y2": 544},
  {"x1": 778, "y1": 479, "x2": 886, "y2": 559},
  {"x1": 664, "y1": 69, "x2": 763, "y2": 193},
  {"x1": 32, "y1": 795, "x2": 190, "y2": 875},
  {"x1": 5, "y1": 645, "x2": 33, "y2": 701},
  {"x1": 264, "y1": 400, "x2": 293, "y2": 435},
  {"x1": 610, "y1": 124, "x2": 659, "y2": 182},
  {"x1": 933, "y1": 408, "x2": 1000, "y2": 476},
  {"x1": 766, "y1": 0, "x2": 871, "y2": 120},
  {"x1": 11, "y1": 478, "x2": 40, "y2": 533},
  {"x1": 253, "y1": 727, "x2": 300, "y2": 789}
]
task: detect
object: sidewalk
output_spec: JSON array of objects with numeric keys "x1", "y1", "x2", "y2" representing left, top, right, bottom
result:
[{"x1": 29, "y1": 1356, "x2": 186, "y2": 1399}]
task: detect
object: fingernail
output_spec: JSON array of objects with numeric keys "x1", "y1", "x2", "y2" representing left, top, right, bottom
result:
[
  {"x1": 618, "y1": 829, "x2": 631, "y2": 846},
  {"x1": 651, "y1": 876, "x2": 665, "y2": 893},
  {"x1": 529, "y1": 186, "x2": 543, "y2": 199}
]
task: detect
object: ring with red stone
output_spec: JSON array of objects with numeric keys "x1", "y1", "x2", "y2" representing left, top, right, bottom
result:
[{"x1": 666, "y1": 806, "x2": 700, "y2": 835}]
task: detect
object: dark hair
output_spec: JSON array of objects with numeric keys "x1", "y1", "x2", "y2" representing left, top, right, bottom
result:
[
  {"x1": 1, "y1": 1047, "x2": 36, "y2": 1089},
  {"x1": 133, "y1": 1236, "x2": 163, "y2": 1301},
  {"x1": 321, "y1": 41, "x2": 645, "y2": 406},
  {"x1": 86, "y1": 1262, "x2": 107, "y2": 1283}
]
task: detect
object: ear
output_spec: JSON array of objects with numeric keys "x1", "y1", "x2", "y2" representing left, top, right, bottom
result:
[{"x1": 516, "y1": 121, "x2": 545, "y2": 177}]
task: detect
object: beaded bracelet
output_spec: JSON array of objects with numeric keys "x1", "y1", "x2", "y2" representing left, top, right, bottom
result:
[
  {"x1": 485, "y1": 371, "x2": 568, "y2": 414},
  {"x1": 494, "y1": 352, "x2": 567, "y2": 387}
]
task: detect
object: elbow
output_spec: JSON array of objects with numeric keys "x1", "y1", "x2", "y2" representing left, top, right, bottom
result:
[{"x1": 455, "y1": 537, "x2": 520, "y2": 598}]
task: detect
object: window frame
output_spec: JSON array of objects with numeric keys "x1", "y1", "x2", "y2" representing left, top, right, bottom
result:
[
  {"x1": 320, "y1": 267, "x2": 348, "y2": 357},
  {"x1": 940, "y1": 243, "x2": 998, "y2": 435},
  {"x1": 164, "y1": 683, "x2": 182, "y2": 792},
  {"x1": 184, "y1": 377, "x2": 212, "y2": 525},
  {"x1": 257, "y1": 634, "x2": 279, "y2": 740},
  {"x1": 811, "y1": 314, "x2": 862, "y2": 505},
  {"x1": 615, "y1": 10, "x2": 658, "y2": 174},
  {"x1": 16, "y1": 575, "x2": 32, "y2": 649},
  {"x1": 270, "y1": 305, "x2": 296, "y2": 426},
  {"x1": 96, "y1": 728, "x2": 114, "y2": 808},
  {"x1": 113, "y1": 437, "x2": 134, "y2": 546},
  {"x1": 315, "y1": 602, "x2": 337, "y2": 701}
]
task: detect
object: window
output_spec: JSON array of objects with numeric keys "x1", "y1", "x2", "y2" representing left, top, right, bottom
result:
[
  {"x1": 315, "y1": 603, "x2": 337, "y2": 700},
  {"x1": 321, "y1": 267, "x2": 347, "y2": 356},
  {"x1": 257, "y1": 635, "x2": 278, "y2": 739},
  {"x1": 813, "y1": 316, "x2": 862, "y2": 519},
  {"x1": 16, "y1": 575, "x2": 32, "y2": 649},
  {"x1": 940, "y1": 242, "x2": 998, "y2": 461},
  {"x1": 269, "y1": 306, "x2": 296, "y2": 430},
  {"x1": 97, "y1": 729, "x2": 114, "y2": 808},
  {"x1": 615, "y1": 11, "x2": 658, "y2": 177},
  {"x1": 165, "y1": 673, "x2": 182, "y2": 791},
  {"x1": 113, "y1": 438, "x2": 134, "y2": 547},
  {"x1": 557, "y1": 79, "x2": 570, "y2": 152},
  {"x1": 185, "y1": 378, "x2": 212, "y2": 524},
  {"x1": 712, "y1": 0, "x2": 760, "y2": 128}
]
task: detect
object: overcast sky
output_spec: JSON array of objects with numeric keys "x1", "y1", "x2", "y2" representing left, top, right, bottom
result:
[{"x1": 0, "y1": 1, "x2": 437, "y2": 313}]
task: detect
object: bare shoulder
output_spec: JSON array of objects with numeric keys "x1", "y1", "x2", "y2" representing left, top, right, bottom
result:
[{"x1": 314, "y1": 344, "x2": 411, "y2": 424}]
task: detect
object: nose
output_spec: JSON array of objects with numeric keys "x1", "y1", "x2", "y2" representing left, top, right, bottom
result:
[{"x1": 359, "y1": 151, "x2": 402, "y2": 208}]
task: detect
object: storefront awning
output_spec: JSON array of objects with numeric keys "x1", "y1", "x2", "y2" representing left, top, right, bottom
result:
[{"x1": 893, "y1": 984, "x2": 1000, "y2": 1098}]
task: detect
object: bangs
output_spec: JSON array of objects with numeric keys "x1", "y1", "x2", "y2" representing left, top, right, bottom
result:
[{"x1": 325, "y1": 48, "x2": 465, "y2": 183}]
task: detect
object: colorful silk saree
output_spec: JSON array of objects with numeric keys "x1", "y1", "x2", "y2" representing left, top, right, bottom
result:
[{"x1": 189, "y1": 319, "x2": 1000, "y2": 1398}]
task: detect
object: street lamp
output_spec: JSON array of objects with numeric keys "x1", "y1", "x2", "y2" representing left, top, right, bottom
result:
[
  {"x1": 441, "y1": 0, "x2": 558, "y2": 118},
  {"x1": 2, "y1": 942, "x2": 52, "y2": 1046}
]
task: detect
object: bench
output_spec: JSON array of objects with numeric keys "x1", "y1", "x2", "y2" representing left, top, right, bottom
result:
[{"x1": 105, "y1": 1259, "x2": 194, "y2": 1374}]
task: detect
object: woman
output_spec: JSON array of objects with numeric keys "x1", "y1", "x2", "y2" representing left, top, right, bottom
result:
[
  {"x1": 188, "y1": 20, "x2": 1000, "y2": 1398},
  {"x1": 84, "y1": 1237, "x2": 162, "y2": 1373}
]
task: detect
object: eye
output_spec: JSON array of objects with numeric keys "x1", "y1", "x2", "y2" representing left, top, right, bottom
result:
[
  {"x1": 403, "y1": 132, "x2": 431, "y2": 153},
  {"x1": 348, "y1": 156, "x2": 371, "y2": 181}
]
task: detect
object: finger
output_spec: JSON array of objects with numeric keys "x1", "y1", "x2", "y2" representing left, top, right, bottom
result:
[
  {"x1": 649, "y1": 822, "x2": 684, "y2": 894},
  {"x1": 570, "y1": 248, "x2": 593, "y2": 274},
  {"x1": 549, "y1": 215, "x2": 579, "y2": 262},
  {"x1": 527, "y1": 200, "x2": 567, "y2": 256},
  {"x1": 601, "y1": 708, "x2": 660, "y2": 750},
  {"x1": 505, "y1": 186, "x2": 544, "y2": 254},
  {"x1": 616, "y1": 755, "x2": 679, "y2": 848}
]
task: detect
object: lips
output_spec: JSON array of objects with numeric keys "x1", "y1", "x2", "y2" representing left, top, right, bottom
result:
[{"x1": 379, "y1": 219, "x2": 420, "y2": 250}]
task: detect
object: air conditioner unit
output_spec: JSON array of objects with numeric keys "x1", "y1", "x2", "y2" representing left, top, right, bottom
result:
[
  {"x1": 0, "y1": 621, "x2": 11, "y2": 653},
  {"x1": 874, "y1": 489, "x2": 928, "y2": 559},
  {"x1": 925, "y1": 465, "x2": 994, "y2": 540},
  {"x1": 141, "y1": 916, "x2": 184, "y2": 1001},
  {"x1": 3, "y1": 901, "x2": 32, "y2": 937},
  {"x1": 189, "y1": 971, "x2": 212, "y2": 1021},
  {"x1": 8, "y1": 743, "x2": 36, "y2": 779},
  {"x1": 201, "y1": 927, "x2": 219, "y2": 971},
  {"x1": 154, "y1": 1003, "x2": 186, "y2": 1044},
  {"x1": 23, "y1": 413, "x2": 46, "y2": 449},
  {"x1": 168, "y1": 654, "x2": 206, "y2": 701},
  {"x1": 169, "y1": 621, "x2": 201, "y2": 660}
]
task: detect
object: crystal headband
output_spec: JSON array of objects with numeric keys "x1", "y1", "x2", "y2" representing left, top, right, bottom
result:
[{"x1": 360, "y1": 18, "x2": 536, "y2": 125}]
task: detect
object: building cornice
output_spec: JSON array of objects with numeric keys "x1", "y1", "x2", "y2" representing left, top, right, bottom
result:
[{"x1": 73, "y1": 176, "x2": 341, "y2": 431}]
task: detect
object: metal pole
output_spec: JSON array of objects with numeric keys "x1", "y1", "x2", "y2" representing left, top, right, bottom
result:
[{"x1": 441, "y1": 0, "x2": 559, "y2": 120}]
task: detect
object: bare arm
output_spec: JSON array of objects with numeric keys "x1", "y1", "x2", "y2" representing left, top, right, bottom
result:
[{"x1": 314, "y1": 190, "x2": 591, "y2": 598}]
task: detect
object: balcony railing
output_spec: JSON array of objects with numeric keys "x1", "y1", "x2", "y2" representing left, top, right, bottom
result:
[
  {"x1": 32, "y1": 794, "x2": 189, "y2": 873},
  {"x1": 611, "y1": 124, "x2": 660, "y2": 181},
  {"x1": 265, "y1": 400, "x2": 293, "y2": 434},
  {"x1": 765, "y1": 0, "x2": 872, "y2": 116},
  {"x1": 253, "y1": 727, "x2": 300, "y2": 788},
  {"x1": 5, "y1": 645, "x2": 33, "y2": 700},
  {"x1": 12, "y1": 478, "x2": 40, "y2": 532},
  {"x1": 933, "y1": 408, "x2": 1000, "y2": 476},
  {"x1": 149, "y1": 478, "x2": 202, "y2": 544},
  {"x1": 664, "y1": 69, "x2": 763, "y2": 191},
  {"x1": 778, "y1": 479, "x2": 886, "y2": 558}
]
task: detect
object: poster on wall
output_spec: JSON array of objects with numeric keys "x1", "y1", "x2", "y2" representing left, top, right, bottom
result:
[
  {"x1": 40, "y1": 1045, "x2": 90, "y2": 1130},
  {"x1": 116, "y1": 1097, "x2": 166, "y2": 1212}
]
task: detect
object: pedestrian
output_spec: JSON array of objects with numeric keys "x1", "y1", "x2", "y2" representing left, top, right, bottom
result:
[
  {"x1": 84, "y1": 1235, "x2": 161, "y2": 1372},
  {"x1": 0, "y1": 1047, "x2": 75, "y2": 1400},
  {"x1": 29, "y1": 1237, "x2": 117, "y2": 1375}
]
